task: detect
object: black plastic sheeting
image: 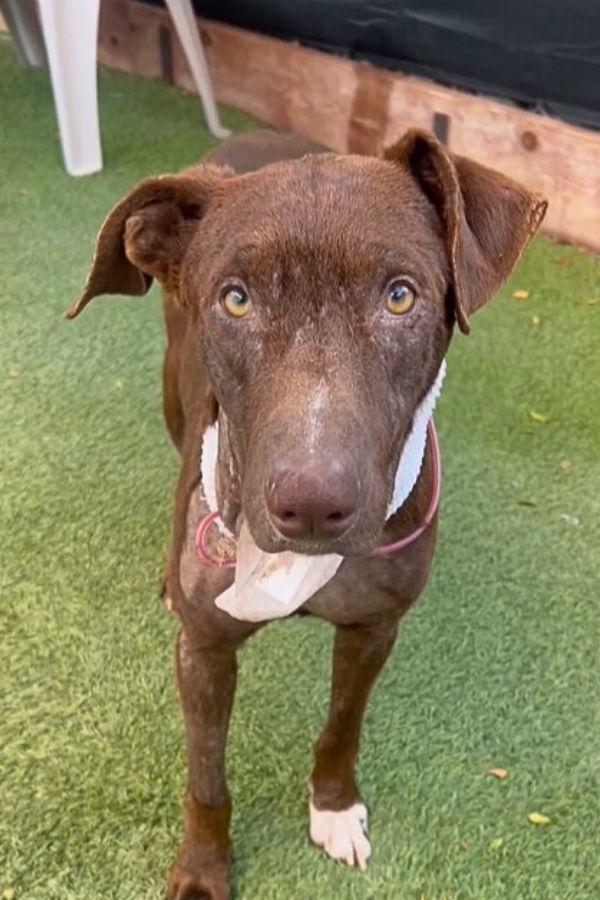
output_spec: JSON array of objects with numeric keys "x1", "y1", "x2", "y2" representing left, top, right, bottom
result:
[{"x1": 146, "y1": 0, "x2": 600, "y2": 131}]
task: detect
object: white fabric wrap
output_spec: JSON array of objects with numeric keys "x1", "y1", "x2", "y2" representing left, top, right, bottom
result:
[{"x1": 200, "y1": 361, "x2": 446, "y2": 621}]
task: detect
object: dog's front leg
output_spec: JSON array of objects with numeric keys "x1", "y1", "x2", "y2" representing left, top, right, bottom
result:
[
  {"x1": 167, "y1": 628, "x2": 243, "y2": 900},
  {"x1": 309, "y1": 620, "x2": 398, "y2": 870}
]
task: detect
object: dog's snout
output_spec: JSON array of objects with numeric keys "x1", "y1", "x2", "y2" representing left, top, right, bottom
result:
[{"x1": 267, "y1": 456, "x2": 359, "y2": 542}]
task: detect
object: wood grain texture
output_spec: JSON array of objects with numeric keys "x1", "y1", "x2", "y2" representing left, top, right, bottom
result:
[{"x1": 97, "y1": 0, "x2": 600, "y2": 251}]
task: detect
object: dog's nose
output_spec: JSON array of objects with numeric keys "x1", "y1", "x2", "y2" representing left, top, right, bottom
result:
[{"x1": 267, "y1": 457, "x2": 359, "y2": 541}]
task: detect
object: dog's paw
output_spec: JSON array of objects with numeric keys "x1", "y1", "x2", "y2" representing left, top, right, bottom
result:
[
  {"x1": 309, "y1": 800, "x2": 371, "y2": 870},
  {"x1": 166, "y1": 855, "x2": 230, "y2": 900}
]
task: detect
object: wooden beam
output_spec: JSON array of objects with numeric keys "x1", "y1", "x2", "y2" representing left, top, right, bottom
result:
[{"x1": 98, "y1": 0, "x2": 600, "y2": 252}]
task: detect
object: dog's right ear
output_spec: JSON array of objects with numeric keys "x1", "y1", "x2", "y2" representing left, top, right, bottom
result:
[{"x1": 64, "y1": 164, "x2": 226, "y2": 319}]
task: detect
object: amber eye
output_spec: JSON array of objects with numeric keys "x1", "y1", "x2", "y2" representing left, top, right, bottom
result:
[
  {"x1": 385, "y1": 280, "x2": 416, "y2": 315},
  {"x1": 221, "y1": 285, "x2": 251, "y2": 318}
]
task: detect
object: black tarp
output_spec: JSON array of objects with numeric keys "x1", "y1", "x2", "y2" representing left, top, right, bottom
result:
[{"x1": 146, "y1": 0, "x2": 600, "y2": 131}]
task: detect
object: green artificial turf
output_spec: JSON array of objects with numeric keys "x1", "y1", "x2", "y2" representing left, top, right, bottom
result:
[{"x1": 1, "y1": 36, "x2": 599, "y2": 900}]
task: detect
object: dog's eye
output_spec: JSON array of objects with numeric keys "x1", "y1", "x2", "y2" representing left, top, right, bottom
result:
[
  {"x1": 385, "y1": 280, "x2": 416, "y2": 315},
  {"x1": 222, "y1": 286, "x2": 251, "y2": 318}
]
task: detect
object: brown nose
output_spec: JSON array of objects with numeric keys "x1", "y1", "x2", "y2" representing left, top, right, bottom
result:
[{"x1": 267, "y1": 457, "x2": 359, "y2": 542}]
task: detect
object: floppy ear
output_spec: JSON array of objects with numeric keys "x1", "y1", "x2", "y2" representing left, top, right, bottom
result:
[
  {"x1": 64, "y1": 164, "x2": 226, "y2": 319},
  {"x1": 384, "y1": 130, "x2": 547, "y2": 334}
]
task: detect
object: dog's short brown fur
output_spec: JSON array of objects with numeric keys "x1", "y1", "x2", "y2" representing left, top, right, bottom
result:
[{"x1": 67, "y1": 129, "x2": 546, "y2": 898}]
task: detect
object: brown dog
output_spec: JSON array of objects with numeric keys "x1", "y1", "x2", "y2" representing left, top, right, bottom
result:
[{"x1": 67, "y1": 129, "x2": 546, "y2": 898}]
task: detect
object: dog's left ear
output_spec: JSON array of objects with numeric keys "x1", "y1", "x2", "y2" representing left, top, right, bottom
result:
[{"x1": 384, "y1": 129, "x2": 547, "y2": 333}]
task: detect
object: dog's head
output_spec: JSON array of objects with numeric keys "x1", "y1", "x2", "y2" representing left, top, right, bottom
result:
[{"x1": 67, "y1": 130, "x2": 546, "y2": 556}]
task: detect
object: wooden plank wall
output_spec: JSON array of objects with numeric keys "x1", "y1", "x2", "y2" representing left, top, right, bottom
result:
[{"x1": 98, "y1": 0, "x2": 600, "y2": 251}]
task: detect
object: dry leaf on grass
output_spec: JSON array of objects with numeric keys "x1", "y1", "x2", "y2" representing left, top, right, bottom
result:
[
  {"x1": 512, "y1": 289, "x2": 530, "y2": 299},
  {"x1": 489, "y1": 837, "x2": 504, "y2": 850},
  {"x1": 528, "y1": 812, "x2": 551, "y2": 826},
  {"x1": 528, "y1": 411, "x2": 549, "y2": 423},
  {"x1": 559, "y1": 459, "x2": 572, "y2": 471},
  {"x1": 531, "y1": 315, "x2": 541, "y2": 326},
  {"x1": 3, "y1": 889, "x2": 15, "y2": 900},
  {"x1": 560, "y1": 513, "x2": 580, "y2": 527},
  {"x1": 486, "y1": 767, "x2": 508, "y2": 779}
]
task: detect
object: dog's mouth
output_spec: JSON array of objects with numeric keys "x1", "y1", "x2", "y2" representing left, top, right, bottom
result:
[
  {"x1": 202, "y1": 358, "x2": 445, "y2": 562},
  {"x1": 202, "y1": 418, "x2": 384, "y2": 557},
  {"x1": 247, "y1": 512, "x2": 381, "y2": 558}
]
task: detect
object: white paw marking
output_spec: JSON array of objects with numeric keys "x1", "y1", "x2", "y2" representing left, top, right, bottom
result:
[{"x1": 309, "y1": 800, "x2": 371, "y2": 870}]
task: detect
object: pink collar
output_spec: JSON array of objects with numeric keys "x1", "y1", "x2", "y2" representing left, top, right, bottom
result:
[
  {"x1": 195, "y1": 419, "x2": 440, "y2": 568},
  {"x1": 369, "y1": 418, "x2": 440, "y2": 557}
]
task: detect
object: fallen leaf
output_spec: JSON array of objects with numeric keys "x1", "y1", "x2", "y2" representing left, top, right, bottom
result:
[
  {"x1": 560, "y1": 513, "x2": 580, "y2": 527},
  {"x1": 512, "y1": 289, "x2": 529, "y2": 299},
  {"x1": 554, "y1": 255, "x2": 571, "y2": 267},
  {"x1": 457, "y1": 840, "x2": 468, "y2": 852},
  {"x1": 486, "y1": 767, "x2": 508, "y2": 780},
  {"x1": 559, "y1": 459, "x2": 571, "y2": 471},
  {"x1": 3, "y1": 889, "x2": 15, "y2": 900},
  {"x1": 584, "y1": 298, "x2": 599, "y2": 306},
  {"x1": 528, "y1": 812, "x2": 551, "y2": 826},
  {"x1": 8, "y1": 369, "x2": 19, "y2": 379},
  {"x1": 528, "y1": 411, "x2": 549, "y2": 424},
  {"x1": 531, "y1": 315, "x2": 541, "y2": 326},
  {"x1": 489, "y1": 836, "x2": 504, "y2": 850}
]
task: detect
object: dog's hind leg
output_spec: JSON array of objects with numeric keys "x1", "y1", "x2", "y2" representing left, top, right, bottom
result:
[{"x1": 309, "y1": 620, "x2": 398, "y2": 869}]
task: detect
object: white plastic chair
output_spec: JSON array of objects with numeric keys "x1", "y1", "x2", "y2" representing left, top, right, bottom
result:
[{"x1": 2, "y1": 0, "x2": 230, "y2": 176}]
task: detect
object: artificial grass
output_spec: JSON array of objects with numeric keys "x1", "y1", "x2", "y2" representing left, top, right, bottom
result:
[{"x1": 1, "y1": 35, "x2": 599, "y2": 900}]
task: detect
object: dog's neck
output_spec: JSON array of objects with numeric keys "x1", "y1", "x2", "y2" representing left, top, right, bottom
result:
[
  {"x1": 387, "y1": 360, "x2": 445, "y2": 516},
  {"x1": 201, "y1": 360, "x2": 446, "y2": 531}
]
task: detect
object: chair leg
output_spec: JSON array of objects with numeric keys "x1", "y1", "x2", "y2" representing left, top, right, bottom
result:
[
  {"x1": 164, "y1": 0, "x2": 231, "y2": 139},
  {"x1": 37, "y1": 0, "x2": 102, "y2": 176},
  {"x1": 0, "y1": 0, "x2": 46, "y2": 66}
]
